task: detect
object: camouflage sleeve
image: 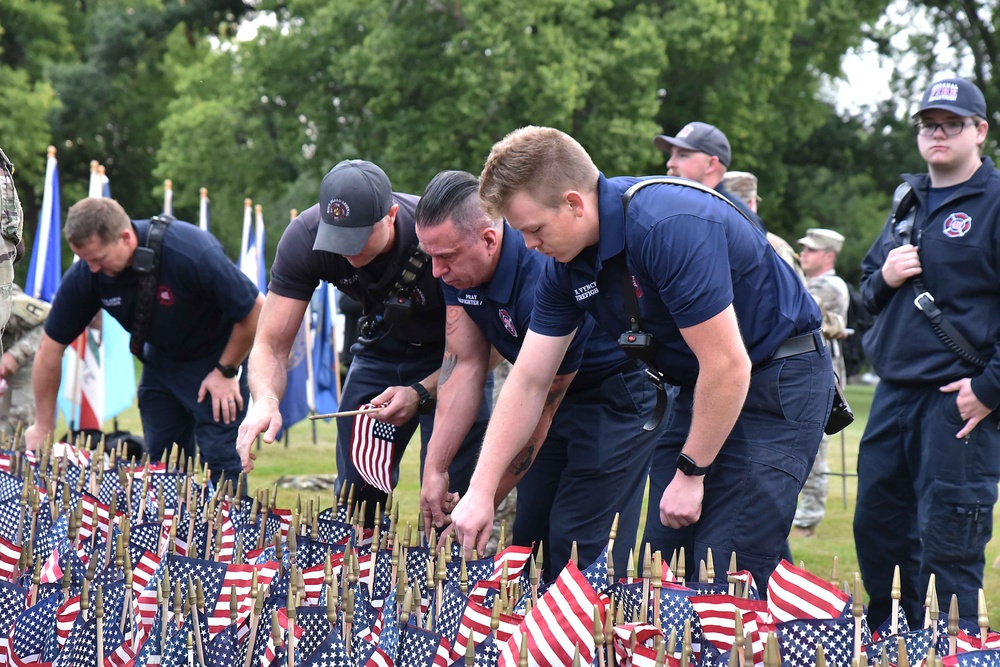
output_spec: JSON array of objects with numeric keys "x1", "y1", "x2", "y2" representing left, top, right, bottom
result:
[
  {"x1": 806, "y1": 275, "x2": 850, "y2": 339},
  {"x1": 5, "y1": 292, "x2": 49, "y2": 367},
  {"x1": 7, "y1": 321, "x2": 44, "y2": 368},
  {"x1": 0, "y1": 151, "x2": 22, "y2": 246}
]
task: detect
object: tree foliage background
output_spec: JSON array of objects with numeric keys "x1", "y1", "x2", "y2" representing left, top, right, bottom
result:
[{"x1": 1, "y1": 0, "x2": 996, "y2": 284}]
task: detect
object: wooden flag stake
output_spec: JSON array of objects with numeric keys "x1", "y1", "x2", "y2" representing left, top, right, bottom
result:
[
  {"x1": 947, "y1": 594, "x2": 959, "y2": 656},
  {"x1": 979, "y1": 588, "x2": 990, "y2": 650},
  {"x1": 891, "y1": 564, "x2": 901, "y2": 636},
  {"x1": 851, "y1": 573, "x2": 863, "y2": 662}
]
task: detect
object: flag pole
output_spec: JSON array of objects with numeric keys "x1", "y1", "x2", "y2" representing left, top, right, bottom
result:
[
  {"x1": 199, "y1": 187, "x2": 210, "y2": 233},
  {"x1": 331, "y1": 291, "x2": 343, "y2": 404},
  {"x1": 163, "y1": 179, "x2": 173, "y2": 216}
]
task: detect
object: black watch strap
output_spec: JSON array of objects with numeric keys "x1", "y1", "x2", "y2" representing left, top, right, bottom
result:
[
  {"x1": 410, "y1": 382, "x2": 435, "y2": 414},
  {"x1": 216, "y1": 363, "x2": 239, "y2": 379},
  {"x1": 676, "y1": 452, "x2": 711, "y2": 476}
]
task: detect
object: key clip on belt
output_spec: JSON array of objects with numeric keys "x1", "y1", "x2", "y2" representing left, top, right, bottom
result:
[{"x1": 644, "y1": 368, "x2": 669, "y2": 432}]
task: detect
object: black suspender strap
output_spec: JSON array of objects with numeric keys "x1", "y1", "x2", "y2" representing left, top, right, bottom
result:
[
  {"x1": 129, "y1": 215, "x2": 172, "y2": 360},
  {"x1": 622, "y1": 176, "x2": 758, "y2": 226},
  {"x1": 891, "y1": 183, "x2": 987, "y2": 369}
]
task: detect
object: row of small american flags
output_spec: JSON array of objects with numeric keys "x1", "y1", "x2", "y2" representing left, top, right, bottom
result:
[{"x1": 0, "y1": 440, "x2": 997, "y2": 666}]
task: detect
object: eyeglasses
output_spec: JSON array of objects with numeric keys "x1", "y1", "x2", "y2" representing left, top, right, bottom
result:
[{"x1": 914, "y1": 120, "x2": 976, "y2": 137}]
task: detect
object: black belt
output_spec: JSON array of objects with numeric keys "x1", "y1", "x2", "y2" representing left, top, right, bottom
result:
[
  {"x1": 567, "y1": 359, "x2": 640, "y2": 395},
  {"x1": 766, "y1": 330, "x2": 822, "y2": 363}
]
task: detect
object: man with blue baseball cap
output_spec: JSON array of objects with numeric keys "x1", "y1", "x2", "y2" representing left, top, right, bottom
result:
[
  {"x1": 855, "y1": 77, "x2": 1000, "y2": 625},
  {"x1": 237, "y1": 160, "x2": 492, "y2": 524},
  {"x1": 654, "y1": 122, "x2": 765, "y2": 233}
]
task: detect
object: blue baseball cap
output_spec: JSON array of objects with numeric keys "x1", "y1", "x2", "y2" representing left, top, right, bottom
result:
[
  {"x1": 316, "y1": 160, "x2": 393, "y2": 256},
  {"x1": 916, "y1": 78, "x2": 987, "y2": 118},
  {"x1": 653, "y1": 122, "x2": 732, "y2": 167}
]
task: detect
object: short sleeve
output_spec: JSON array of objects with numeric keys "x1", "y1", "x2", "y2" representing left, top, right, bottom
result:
[
  {"x1": 527, "y1": 259, "x2": 585, "y2": 338},
  {"x1": 43, "y1": 263, "x2": 102, "y2": 345}
]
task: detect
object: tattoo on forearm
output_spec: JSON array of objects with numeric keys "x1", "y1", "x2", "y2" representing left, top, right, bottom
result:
[
  {"x1": 544, "y1": 387, "x2": 567, "y2": 407},
  {"x1": 507, "y1": 441, "x2": 536, "y2": 476},
  {"x1": 440, "y1": 353, "x2": 458, "y2": 385}
]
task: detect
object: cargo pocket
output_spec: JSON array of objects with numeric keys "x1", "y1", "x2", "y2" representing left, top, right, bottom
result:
[{"x1": 924, "y1": 479, "x2": 996, "y2": 560}]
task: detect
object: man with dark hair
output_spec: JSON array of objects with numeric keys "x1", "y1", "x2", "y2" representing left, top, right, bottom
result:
[
  {"x1": 236, "y1": 161, "x2": 491, "y2": 523},
  {"x1": 415, "y1": 170, "x2": 658, "y2": 575},
  {"x1": 26, "y1": 198, "x2": 263, "y2": 483},
  {"x1": 451, "y1": 126, "x2": 832, "y2": 590},
  {"x1": 856, "y1": 77, "x2": 1000, "y2": 624}
]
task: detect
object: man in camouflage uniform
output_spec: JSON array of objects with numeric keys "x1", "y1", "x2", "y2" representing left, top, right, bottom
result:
[
  {"x1": 0, "y1": 285, "x2": 49, "y2": 436},
  {"x1": 0, "y1": 149, "x2": 24, "y2": 343},
  {"x1": 792, "y1": 228, "x2": 849, "y2": 537}
]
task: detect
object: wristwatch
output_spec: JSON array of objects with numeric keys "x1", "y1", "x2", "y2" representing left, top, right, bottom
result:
[
  {"x1": 215, "y1": 363, "x2": 239, "y2": 379},
  {"x1": 676, "y1": 452, "x2": 711, "y2": 476},
  {"x1": 410, "y1": 383, "x2": 436, "y2": 415}
]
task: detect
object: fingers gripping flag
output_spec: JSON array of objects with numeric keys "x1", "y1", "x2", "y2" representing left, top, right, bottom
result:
[{"x1": 350, "y1": 404, "x2": 396, "y2": 494}]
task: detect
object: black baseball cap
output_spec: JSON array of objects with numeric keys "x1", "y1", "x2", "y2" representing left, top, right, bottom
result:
[
  {"x1": 915, "y1": 78, "x2": 987, "y2": 118},
  {"x1": 653, "y1": 122, "x2": 732, "y2": 167},
  {"x1": 315, "y1": 159, "x2": 393, "y2": 255}
]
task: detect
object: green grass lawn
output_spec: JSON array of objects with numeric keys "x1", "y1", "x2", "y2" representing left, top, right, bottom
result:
[{"x1": 85, "y1": 379, "x2": 1000, "y2": 624}]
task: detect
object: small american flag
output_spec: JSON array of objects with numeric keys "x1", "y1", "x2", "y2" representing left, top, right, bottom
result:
[
  {"x1": 350, "y1": 404, "x2": 396, "y2": 494},
  {"x1": 766, "y1": 559, "x2": 849, "y2": 623},
  {"x1": 0, "y1": 535, "x2": 19, "y2": 583},
  {"x1": 498, "y1": 560, "x2": 606, "y2": 667}
]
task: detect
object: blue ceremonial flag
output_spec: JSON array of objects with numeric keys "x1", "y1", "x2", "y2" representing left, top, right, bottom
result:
[
  {"x1": 310, "y1": 282, "x2": 339, "y2": 416},
  {"x1": 25, "y1": 148, "x2": 61, "y2": 302},
  {"x1": 240, "y1": 200, "x2": 267, "y2": 294},
  {"x1": 278, "y1": 314, "x2": 310, "y2": 435}
]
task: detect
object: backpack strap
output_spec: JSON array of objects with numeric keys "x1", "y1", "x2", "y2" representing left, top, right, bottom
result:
[
  {"x1": 891, "y1": 182, "x2": 987, "y2": 369},
  {"x1": 129, "y1": 215, "x2": 172, "y2": 360}
]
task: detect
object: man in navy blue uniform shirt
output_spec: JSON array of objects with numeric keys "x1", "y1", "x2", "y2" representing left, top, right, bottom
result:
[
  {"x1": 450, "y1": 126, "x2": 833, "y2": 589},
  {"x1": 236, "y1": 160, "x2": 490, "y2": 524},
  {"x1": 26, "y1": 197, "x2": 262, "y2": 482},
  {"x1": 414, "y1": 170, "x2": 658, "y2": 575},
  {"x1": 856, "y1": 78, "x2": 1000, "y2": 625}
]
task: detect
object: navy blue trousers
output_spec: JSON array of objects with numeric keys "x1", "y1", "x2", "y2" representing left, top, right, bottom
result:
[
  {"x1": 641, "y1": 340, "x2": 833, "y2": 590},
  {"x1": 138, "y1": 353, "x2": 248, "y2": 485},
  {"x1": 335, "y1": 337, "x2": 491, "y2": 525},
  {"x1": 513, "y1": 365, "x2": 659, "y2": 581},
  {"x1": 855, "y1": 381, "x2": 1000, "y2": 626}
]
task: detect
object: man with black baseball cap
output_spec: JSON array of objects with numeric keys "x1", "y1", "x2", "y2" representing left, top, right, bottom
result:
[
  {"x1": 855, "y1": 77, "x2": 1000, "y2": 626},
  {"x1": 654, "y1": 121, "x2": 765, "y2": 233},
  {"x1": 237, "y1": 159, "x2": 491, "y2": 523}
]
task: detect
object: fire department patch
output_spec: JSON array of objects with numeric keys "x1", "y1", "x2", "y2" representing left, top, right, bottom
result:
[
  {"x1": 326, "y1": 198, "x2": 350, "y2": 221},
  {"x1": 942, "y1": 212, "x2": 972, "y2": 238},
  {"x1": 499, "y1": 309, "x2": 517, "y2": 337}
]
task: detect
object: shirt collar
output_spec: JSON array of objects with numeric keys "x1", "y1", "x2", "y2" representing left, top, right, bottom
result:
[{"x1": 480, "y1": 222, "x2": 520, "y2": 304}]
